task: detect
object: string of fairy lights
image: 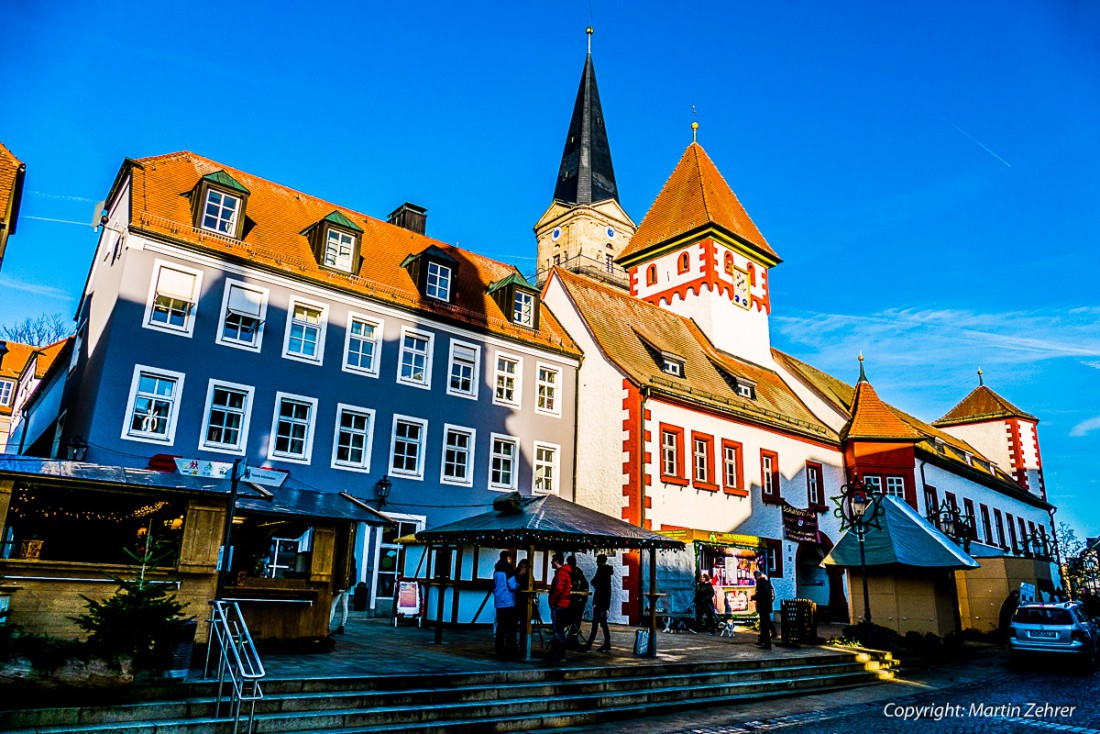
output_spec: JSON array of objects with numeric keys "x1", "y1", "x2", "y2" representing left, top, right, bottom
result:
[{"x1": 10, "y1": 490, "x2": 179, "y2": 526}]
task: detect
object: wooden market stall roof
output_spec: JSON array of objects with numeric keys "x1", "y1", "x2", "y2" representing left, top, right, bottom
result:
[{"x1": 415, "y1": 492, "x2": 685, "y2": 551}]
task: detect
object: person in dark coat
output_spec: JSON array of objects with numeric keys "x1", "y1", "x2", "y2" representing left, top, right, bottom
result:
[
  {"x1": 547, "y1": 553, "x2": 572, "y2": 663},
  {"x1": 492, "y1": 551, "x2": 519, "y2": 658},
  {"x1": 753, "y1": 569, "x2": 775, "y2": 649},
  {"x1": 581, "y1": 554, "x2": 613, "y2": 652},
  {"x1": 694, "y1": 572, "x2": 720, "y2": 631},
  {"x1": 566, "y1": 554, "x2": 589, "y2": 647}
]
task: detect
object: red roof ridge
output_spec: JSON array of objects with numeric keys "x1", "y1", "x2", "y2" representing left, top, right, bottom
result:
[{"x1": 933, "y1": 385, "x2": 1036, "y2": 426}]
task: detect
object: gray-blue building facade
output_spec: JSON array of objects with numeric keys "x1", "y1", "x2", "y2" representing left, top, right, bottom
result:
[{"x1": 43, "y1": 152, "x2": 580, "y2": 610}]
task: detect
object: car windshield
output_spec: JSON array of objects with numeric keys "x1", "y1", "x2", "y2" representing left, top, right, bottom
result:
[{"x1": 1013, "y1": 608, "x2": 1072, "y2": 625}]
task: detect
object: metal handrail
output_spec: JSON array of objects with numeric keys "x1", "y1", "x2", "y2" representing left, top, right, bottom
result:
[{"x1": 204, "y1": 600, "x2": 265, "y2": 734}]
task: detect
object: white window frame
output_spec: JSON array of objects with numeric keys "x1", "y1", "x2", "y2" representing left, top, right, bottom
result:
[
  {"x1": 863, "y1": 475, "x2": 882, "y2": 494},
  {"x1": 389, "y1": 414, "x2": 428, "y2": 479},
  {"x1": 662, "y1": 430, "x2": 679, "y2": 477},
  {"x1": 267, "y1": 391, "x2": 318, "y2": 465},
  {"x1": 693, "y1": 437, "x2": 709, "y2": 483},
  {"x1": 533, "y1": 440, "x2": 560, "y2": 495},
  {"x1": 425, "y1": 261, "x2": 452, "y2": 301},
  {"x1": 197, "y1": 379, "x2": 255, "y2": 455},
  {"x1": 397, "y1": 327, "x2": 434, "y2": 390},
  {"x1": 120, "y1": 364, "x2": 186, "y2": 445},
  {"x1": 281, "y1": 296, "x2": 329, "y2": 365},
  {"x1": 323, "y1": 227, "x2": 356, "y2": 272},
  {"x1": 342, "y1": 312, "x2": 383, "y2": 378},
  {"x1": 885, "y1": 476, "x2": 905, "y2": 498},
  {"x1": 535, "y1": 363, "x2": 562, "y2": 417},
  {"x1": 0, "y1": 379, "x2": 13, "y2": 408},
  {"x1": 488, "y1": 432, "x2": 519, "y2": 491},
  {"x1": 446, "y1": 339, "x2": 480, "y2": 400},
  {"x1": 807, "y1": 463, "x2": 821, "y2": 505},
  {"x1": 215, "y1": 279, "x2": 269, "y2": 353},
  {"x1": 513, "y1": 290, "x2": 535, "y2": 327},
  {"x1": 492, "y1": 351, "x2": 522, "y2": 408},
  {"x1": 200, "y1": 187, "x2": 241, "y2": 235},
  {"x1": 330, "y1": 403, "x2": 376, "y2": 473},
  {"x1": 143, "y1": 259, "x2": 203, "y2": 337},
  {"x1": 440, "y1": 424, "x2": 476, "y2": 487},
  {"x1": 723, "y1": 444, "x2": 741, "y2": 489}
]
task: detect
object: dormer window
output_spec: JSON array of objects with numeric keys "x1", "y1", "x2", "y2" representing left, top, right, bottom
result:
[
  {"x1": 488, "y1": 272, "x2": 540, "y2": 329},
  {"x1": 426, "y1": 261, "x2": 452, "y2": 301},
  {"x1": 192, "y1": 170, "x2": 249, "y2": 239},
  {"x1": 305, "y1": 211, "x2": 363, "y2": 274},
  {"x1": 401, "y1": 245, "x2": 459, "y2": 303},
  {"x1": 324, "y1": 228, "x2": 355, "y2": 271},
  {"x1": 203, "y1": 189, "x2": 240, "y2": 234},
  {"x1": 735, "y1": 379, "x2": 756, "y2": 400},
  {"x1": 661, "y1": 354, "x2": 684, "y2": 377},
  {"x1": 513, "y1": 291, "x2": 535, "y2": 327}
]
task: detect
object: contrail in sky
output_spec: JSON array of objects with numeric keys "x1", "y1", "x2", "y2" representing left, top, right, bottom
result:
[{"x1": 941, "y1": 116, "x2": 1013, "y2": 168}]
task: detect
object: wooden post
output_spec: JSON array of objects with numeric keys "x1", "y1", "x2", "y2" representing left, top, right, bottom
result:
[
  {"x1": 524, "y1": 544, "x2": 535, "y2": 660},
  {"x1": 648, "y1": 547, "x2": 658, "y2": 657},
  {"x1": 434, "y1": 546, "x2": 447, "y2": 645}
]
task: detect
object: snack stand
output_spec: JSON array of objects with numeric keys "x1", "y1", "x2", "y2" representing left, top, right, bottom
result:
[{"x1": 658, "y1": 529, "x2": 770, "y2": 619}]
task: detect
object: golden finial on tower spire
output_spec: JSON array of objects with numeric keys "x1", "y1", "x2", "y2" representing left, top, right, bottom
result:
[
  {"x1": 978, "y1": 367, "x2": 984, "y2": 386},
  {"x1": 692, "y1": 105, "x2": 699, "y2": 143},
  {"x1": 586, "y1": 26, "x2": 593, "y2": 53},
  {"x1": 858, "y1": 352, "x2": 866, "y2": 382}
]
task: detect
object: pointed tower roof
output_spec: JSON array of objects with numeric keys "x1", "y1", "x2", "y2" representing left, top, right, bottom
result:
[
  {"x1": 553, "y1": 30, "x2": 619, "y2": 206},
  {"x1": 842, "y1": 360, "x2": 924, "y2": 442},
  {"x1": 933, "y1": 385, "x2": 1037, "y2": 427},
  {"x1": 618, "y1": 142, "x2": 779, "y2": 266}
]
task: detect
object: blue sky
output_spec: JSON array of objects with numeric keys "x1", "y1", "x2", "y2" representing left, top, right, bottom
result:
[{"x1": 1, "y1": 1, "x2": 1097, "y2": 539}]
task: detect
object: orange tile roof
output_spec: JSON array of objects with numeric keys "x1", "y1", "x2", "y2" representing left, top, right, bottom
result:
[
  {"x1": 844, "y1": 378, "x2": 924, "y2": 441},
  {"x1": 552, "y1": 268, "x2": 835, "y2": 442},
  {"x1": 933, "y1": 385, "x2": 1036, "y2": 426},
  {"x1": 773, "y1": 350, "x2": 1023, "y2": 488},
  {"x1": 617, "y1": 143, "x2": 778, "y2": 265},
  {"x1": 125, "y1": 152, "x2": 579, "y2": 357},
  {"x1": 0, "y1": 141, "x2": 24, "y2": 228},
  {"x1": 0, "y1": 339, "x2": 66, "y2": 417}
]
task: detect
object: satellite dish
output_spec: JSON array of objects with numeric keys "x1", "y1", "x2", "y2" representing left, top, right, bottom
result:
[{"x1": 91, "y1": 200, "x2": 106, "y2": 230}]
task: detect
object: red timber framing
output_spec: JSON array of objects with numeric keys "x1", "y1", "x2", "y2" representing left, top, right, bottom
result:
[
  {"x1": 621, "y1": 379, "x2": 650, "y2": 623},
  {"x1": 632, "y1": 237, "x2": 772, "y2": 315}
]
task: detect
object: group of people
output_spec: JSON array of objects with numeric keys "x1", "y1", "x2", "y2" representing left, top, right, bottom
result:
[
  {"x1": 694, "y1": 568, "x2": 776, "y2": 649},
  {"x1": 492, "y1": 550, "x2": 614, "y2": 662}
]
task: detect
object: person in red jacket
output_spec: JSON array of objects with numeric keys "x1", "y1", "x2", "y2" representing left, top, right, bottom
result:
[{"x1": 548, "y1": 553, "x2": 572, "y2": 663}]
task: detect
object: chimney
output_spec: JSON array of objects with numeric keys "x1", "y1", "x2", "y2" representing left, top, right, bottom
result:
[{"x1": 387, "y1": 202, "x2": 427, "y2": 235}]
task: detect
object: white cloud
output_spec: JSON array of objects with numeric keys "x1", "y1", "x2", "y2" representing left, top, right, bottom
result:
[
  {"x1": 1070, "y1": 417, "x2": 1100, "y2": 438},
  {"x1": 0, "y1": 276, "x2": 73, "y2": 301}
]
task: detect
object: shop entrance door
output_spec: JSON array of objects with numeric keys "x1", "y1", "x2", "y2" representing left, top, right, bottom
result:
[{"x1": 369, "y1": 513, "x2": 424, "y2": 615}]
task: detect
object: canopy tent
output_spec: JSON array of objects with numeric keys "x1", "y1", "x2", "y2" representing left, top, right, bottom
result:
[
  {"x1": 823, "y1": 494, "x2": 979, "y2": 570},
  {"x1": 416, "y1": 492, "x2": 685, "y2": 550},
  {"x1": 412, "y1": 492, "x2": 684, "y2": 658}
]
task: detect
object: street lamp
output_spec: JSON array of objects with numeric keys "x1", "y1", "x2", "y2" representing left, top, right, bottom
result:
[
  {"x1": 832, "y1": 475, "x2": 885, "y2": 623},
  {"x1": 930, "y1": 499, "x2": 974, "y2": 554},
  {"x1": 375, "y1": 474, "x2": 393, "y2": 508}
]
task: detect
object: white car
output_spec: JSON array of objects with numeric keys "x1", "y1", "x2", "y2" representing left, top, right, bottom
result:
[{"x1": 1009, "y1": 602, "x2": 1099, "y2": 670}]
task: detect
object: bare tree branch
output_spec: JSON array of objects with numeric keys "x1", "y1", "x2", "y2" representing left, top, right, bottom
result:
[{"x1": 0, "y1": 313, "x2": 72, "y2": 347}]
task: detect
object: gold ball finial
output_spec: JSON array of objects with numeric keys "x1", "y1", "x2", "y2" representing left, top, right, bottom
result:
[
  {"x1": 692, "y1": 121, "x2": 699, "y2": 143},
  {"x1": 586, "y1": 26, "x2": 593, "y2": 35},
  {"x1": 858, "y1": 352, "x2": 864, "y2": 362}
]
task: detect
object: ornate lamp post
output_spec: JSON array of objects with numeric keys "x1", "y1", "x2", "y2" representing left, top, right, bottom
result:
[
  {"x1": 832, "y1": 475, "x2": 885, "y2": 623},
  {"x1": 930, "y1": 499, "x2": 974, "y2": 554}
]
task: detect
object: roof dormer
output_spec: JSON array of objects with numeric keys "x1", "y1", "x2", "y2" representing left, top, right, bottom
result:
[
  {"x1": 488, "y1": 272, "x2": 540, "y2": 329},
  {"x1": 303, "y1": 211, "x2": 363, "y2": 274},
  {"x1": 192, "y1": 170, "x2": 249, "y2": 239},
  {"x1": 401, "y1": 244, "x2": 459, "y2": 303}
]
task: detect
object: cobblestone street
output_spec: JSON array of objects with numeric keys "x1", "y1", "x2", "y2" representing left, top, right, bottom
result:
[{"x1": 542, "y1": 650, "x2": 1100, "y2": 734}]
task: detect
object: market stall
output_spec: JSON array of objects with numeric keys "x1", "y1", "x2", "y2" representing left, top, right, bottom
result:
[
  {"x1": 656, "y1": 529, "x2": 770, "y2": 619},
  {"x1": 410, "y1": 492, "x2": 684, "y2": 658}
]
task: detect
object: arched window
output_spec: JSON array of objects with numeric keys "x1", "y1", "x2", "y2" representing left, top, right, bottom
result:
[
  {"x1": 646, "y1": 265, "x2": 657, "y2": 286},
  {"x1": 724, "y1": 251, "x2": 734, "y2": 274},
  {"x1": 678, "y1": 252, "x2": 690, "y2": 274}
]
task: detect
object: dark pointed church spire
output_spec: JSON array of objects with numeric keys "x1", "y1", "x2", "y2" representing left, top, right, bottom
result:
[{"x1": 553, "y1": 27, "x2": 619, "y2": 205}]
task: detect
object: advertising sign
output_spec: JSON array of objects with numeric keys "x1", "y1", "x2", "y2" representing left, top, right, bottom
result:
[
  {"x1": 396, "y1": 581, "x2": 421, "y2": 617},
  {"x1": 782, "y1": 503, "x2": 819, "y2": 543},
  {"x1": 174, "y1": 458, "x2": 234, "y2": 478}
]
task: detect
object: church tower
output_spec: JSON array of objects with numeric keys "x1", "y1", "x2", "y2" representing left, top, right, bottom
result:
[
  {"x1": 616, "y1": 135, "x2": 781, "y2": 366},
  {"x1": 534, "y1": 28, "x2": 636, "y2": 286}
]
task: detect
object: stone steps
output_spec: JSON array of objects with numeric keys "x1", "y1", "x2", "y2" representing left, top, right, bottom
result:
[{"x1": 2, "y1": 650, "x2": 895, "y2": 734}]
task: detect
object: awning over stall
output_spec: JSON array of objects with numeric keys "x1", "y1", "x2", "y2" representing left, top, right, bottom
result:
[
  {"x1": 236, "y1": 488, "x2": 392, "y2": 525},
  {"x1": 0, "y1": 457, "x2": 228, "y2": 495},
  {"x1": 823, "y1": 494, "x2": 978, "y2": 570},
  {"x1": 415, "y1": 492, "x2": 684, "y2": 550}
]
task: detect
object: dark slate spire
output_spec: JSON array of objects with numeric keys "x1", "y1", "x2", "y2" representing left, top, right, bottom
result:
[{"x1": 553, "y1": 28, "x2": 619, "y2": 205}]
